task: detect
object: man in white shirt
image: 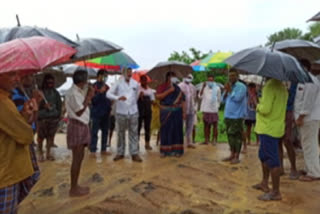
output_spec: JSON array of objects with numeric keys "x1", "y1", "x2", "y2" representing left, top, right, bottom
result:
[
  {"x1": 138, "y1": 75, "x2": 155, "y2": 150},
  {"x1": 65, "y1": 70, "x2": 95, "y2": 197},
  {"x1": 199, "y1": 74, "x2": 221, "y2": 145},
  {"x1": 107, "y1": 68, "x2": 142, "y2": 162},
  {"x1": 294, "y1": 59, "x2": 320, "y2": 181},
  {"x1": 179, "y1": 74, "x2": 197, "y2": 148}
]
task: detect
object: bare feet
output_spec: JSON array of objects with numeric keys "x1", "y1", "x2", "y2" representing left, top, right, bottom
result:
[
  {"x1": 89, "y1": 153, "x2": 96, "y2": 158},
  {"x1": 46, "y1": 154, "x2": 55, "y2": 161},
  {"x1": 252, "y1": 183, "x2": 270, "y2": 193},
  {"x1": 113, "y1": 155, "x2": 124, "y2": 161},
  {"x1": 145, "y1": 145, "x2": 153, "y2": 150},
  {"x1": 241, "y1": 148, "x2": 247, "y2": 154},
  {"x1": 132, "y1": 155, "x2": 143, "y2": 162},
  {"x1": 38, "y1": 152, "x2": 45, "y2": 162},
  {"x1": 187, "y1": 144, "x2": 196, "y2": 149},
  {"x1": 289, "y1": 171, "x2": 300, "y2": 180},
  {"x1": 101, "y1": 151, "x2": 112, "y2": 156},
  {"x1": 69, "y1": 185, "x2": 90, "y2": 197},
  {"x1": 230, "y1": 158, "x2": 240, "y2": 164},
  {"x1": 257, "y1": 192, "x2": 282, "y2": 201},
  {"x1": 222, "y1": 156, "x2": 233, "y2": 162}
]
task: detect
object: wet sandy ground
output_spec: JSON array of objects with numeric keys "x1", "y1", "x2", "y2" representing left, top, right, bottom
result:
[{"x1": 20, "y1": 134, "x2": 320, "y2": 214}]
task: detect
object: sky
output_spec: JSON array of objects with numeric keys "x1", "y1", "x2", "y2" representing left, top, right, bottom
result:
[{"x1": 0, "y1": 0, "x2": 319, "y2": 70}]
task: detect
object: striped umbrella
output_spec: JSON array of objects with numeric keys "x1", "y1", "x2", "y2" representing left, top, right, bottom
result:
[
  {"x1": 190, "y1": 60, "x2": 206, "y2": 71},
  {"x1": 201, "y1": 52, "x2": 233, "y2": 69},
  {"x1": 87, "y1": 51, "x2": 139, "y2": 70}
]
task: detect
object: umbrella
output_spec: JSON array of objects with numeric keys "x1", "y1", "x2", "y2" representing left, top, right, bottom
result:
[
  {"x1": 190, "y1": 60, "x2": 206, "y2": 71},
  {"x1": 132, "y1": 70, "x2": 151, "y2": 83},
  {"x1": 224, "y1": 47, "x2": 311, "y2": 83},
  {"x1": 87, "y1": 51, "x2": 139, "y2": 70},
  {"x1": 307, "y1": 11, "x2": 320, "y2": 22},
  {"x1": 200, "y1": 52, "x2": 233, "y2": 69},
  {"x1": 0, "y1": 26, "x2": 78, "y2": 47},
  {"x1": 35, "y1": 68, "x2": 66, "y2": 88},
  {"x1": 69, "y1": 38, "x2": 122, "y2": 63},
  {"x1": 0, "y1": 36, "x2": 76, "y2": 75},
  {"x1": 239, "y1": 74, "x2": 263, "y2": 85},
  {"x1": 60, "y1": 64, "x2": 98, "y2": 79},
  {"x1": 314, "y1": 36, "x2": 320, "y2": 45},
  {"x1": 148, "y1": 61, "x2": 193, "y2": 84},
  {"x1": 273, "y1": 39, "x2": 320, "y2": 62}
]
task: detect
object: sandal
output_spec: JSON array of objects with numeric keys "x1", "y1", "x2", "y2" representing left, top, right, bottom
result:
[
  {"x1": 257, "y1": 193, "x2": 282, "y2": 201},
  {"x1": 289, "y1": 172, "x2": 300, "y2": 180},
  {"x1": 252, "y1": 183, "x2": 270, "y2": 193},
  {"x1": 299, "y1": 175, "x2": 319, "y2": 182}
]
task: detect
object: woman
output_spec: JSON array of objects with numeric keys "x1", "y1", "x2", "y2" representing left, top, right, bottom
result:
[
  {"x1": 156, "y1": 72, "x2": 185, "y2": 158},
  {"x1": 243, "y1": 83, "x2": 258, "y2": 153}
]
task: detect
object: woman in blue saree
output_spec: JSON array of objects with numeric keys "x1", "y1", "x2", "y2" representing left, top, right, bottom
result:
[{"x1": 156, "y1": 72, "x2": 185, "y2": 158}]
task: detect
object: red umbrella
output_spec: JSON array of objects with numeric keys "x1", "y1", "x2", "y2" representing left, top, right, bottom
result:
[
  {"x1": 0, "y1": 36, "x2": 76, "y2": 75},
  {"x1": 132, "y1": 70, "x2": 151, "y2": 83}
]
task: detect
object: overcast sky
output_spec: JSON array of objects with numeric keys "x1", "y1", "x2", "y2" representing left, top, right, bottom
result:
[{"x1": 1, "y1": 0, "x2": 319, "y2": 70}]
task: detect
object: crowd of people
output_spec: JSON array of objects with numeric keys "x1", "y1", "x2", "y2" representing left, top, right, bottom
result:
[{"x1": 1, "y1": 58, "x2": 320, "y2": 213}]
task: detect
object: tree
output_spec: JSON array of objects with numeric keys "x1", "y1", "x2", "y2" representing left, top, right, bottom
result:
[
  {"x1": 265, "y1": 28, "x2": 303, "y2": 46},
  {"x1": 168, "y1": 48, "x2": 210, "y2": 64}
]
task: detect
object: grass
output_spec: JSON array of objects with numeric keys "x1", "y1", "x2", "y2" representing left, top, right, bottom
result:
[{"x1": 194, "y1": 111, "x2": 257, "y2": 143}]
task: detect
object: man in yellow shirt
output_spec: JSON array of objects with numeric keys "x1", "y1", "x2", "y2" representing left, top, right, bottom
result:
[
  {"x1": 0, "y1": 71, "x2": 35, "y2": 214},
  {"x1": 253, "y1": 78, "x2": 288, "y2": 201}
]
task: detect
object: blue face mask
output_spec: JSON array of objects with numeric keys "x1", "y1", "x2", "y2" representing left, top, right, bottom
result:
[{"x1": 207, "y1": 82, "x2": 214, "y2": 89}]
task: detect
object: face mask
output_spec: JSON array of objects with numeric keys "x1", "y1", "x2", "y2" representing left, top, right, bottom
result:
[
  {"x1": 207, "y1": 82, "x2": 214, "y2": 89},
  {"x1": 185, "y1": 78, "x2": 192, "y2": 83},
  {"x1": 171, "y1": 77, "x2": 179, "y2": 84}
]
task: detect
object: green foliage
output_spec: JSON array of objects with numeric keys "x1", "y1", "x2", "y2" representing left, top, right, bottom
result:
[
  {"x1": 266, "y1": 23, "x2": 320, "y2": 46},
  {"x1": 265, "y1": 28, "x2": 303, "y2": 46},
  {"x1": 168, "y1": 48, "x2": 211, "y2": 64}
]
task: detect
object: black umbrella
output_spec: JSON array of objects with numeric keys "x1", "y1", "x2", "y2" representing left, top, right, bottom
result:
[
  {"x1": 35, "y1": 68, "x2": 67, "y2": 88},
  {"x1": 307, "y1": 11, "x2": 320, "y2": 22},
  {"x1": 314, "y1": 36, "x2": 320, "y2": 46},
  {"x1": 0, "y1": 26, "x2": 78, "y2": 47},
  {"x1": 224, "y1": 47, "x2": 311, "y2": 83},
  {"x1": 147, "y1": 61, "x2": 193, "y2": 84},
  {"x1": 60, "y1": 64, "x2": 98, "y2": 79},
  {"x1": 68, "y1": 38, "x2": 122, "y2": 63},
  {"x1": 273, "y1": 39, "x2": 320, "y2": 62}
]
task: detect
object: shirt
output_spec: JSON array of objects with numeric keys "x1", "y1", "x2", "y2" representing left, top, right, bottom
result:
[
  {"x1": 199, "y1": 84, "x2": 221, "y2": 113},
  {"x1": 255, "y1": 79, "x2": 288, "y2": 138},
  {"x1": 0, "y1": 89, "x2": 34, "y2": 188},
  {"x1": 179, "y1": 82, "x2": 197, "y2": 114},
  {"x1": 38, "y1": 88, "x2": 62, "y2": 120},
  {"x1": 91, "y1": 81, "x2": 111, "y2": 118},
  {"x1": 286, "y1": 84, "x2": 297, "y2": 111},
  {"x1": 294, "y1": 74, "x2": 320, "y2": 122},
  {"x1": 223, "y1": 81, "x2": 247, "y2": 119},
  {"x1": 12, "y1": 88, "x2": 36, "y2": 130},
  {"x1": 65, "y1": 84, "x2": 90, "y2": 124},
  {"x1": 107, "y1": 78, "x2": 139, "y2": 115}
]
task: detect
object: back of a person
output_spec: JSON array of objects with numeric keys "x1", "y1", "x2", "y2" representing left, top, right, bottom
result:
[{"x1": 256, "y1": 79, "x2": 288, "y2": 138}]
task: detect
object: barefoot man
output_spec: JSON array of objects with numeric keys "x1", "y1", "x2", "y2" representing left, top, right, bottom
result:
[
  {"x1": 65, "y1": 70, "x2": 95, "y2": 197},
  {"x1": 222, "y1": 70, "x2": 247, "y2": 164},
  {"x1": 253, "y1": 78, "x2": 288, "y2": 201}
]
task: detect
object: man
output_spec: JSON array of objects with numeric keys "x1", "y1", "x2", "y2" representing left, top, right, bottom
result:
[
  {"x1": 222, "y1": 70, "x2": 247, "y2": 164},
  {"x1": 0, "y1": 71, "x2": 35, "y2": 213},
  {"x1": 37, "y1": 74, "x2": 62, "y2": 161},
  {"x1": 138, "y1": 75, "x2": 155, "y2": 150},
  {"x1": 278, "y1": 83, "x2": 299, "y2": 179},
  {"x1": 65, "y1": 70, "x2": 95, "y2": 197},
  {"x1": 294, "y1": 59, "x2": 320, "y2": 182},
  {"x1": 90, "y1": 70, "x2": 111, "y2": 156},
  {"x1": 199, "y1": 74, "x2": 221, "y2": 145},
  {"x1": 253, "y1": 78, "x2": 288, "y2": 201},
  {"x1": 107, "y1": 67, "x2": 143, "y2": 162},
  {"x1": 179, "y1": 74, "x2": 197, "y2": 148}
]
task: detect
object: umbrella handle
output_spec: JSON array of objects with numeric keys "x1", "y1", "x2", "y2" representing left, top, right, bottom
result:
[{"x1": 33, "y1": 75, "x2": 49, "y2": 104}]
